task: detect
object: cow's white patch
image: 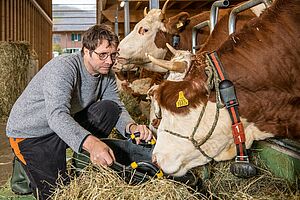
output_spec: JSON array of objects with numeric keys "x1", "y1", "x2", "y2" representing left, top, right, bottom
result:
[{"x1": 116, "y1": 9, "x2": 168, "y2": 72}]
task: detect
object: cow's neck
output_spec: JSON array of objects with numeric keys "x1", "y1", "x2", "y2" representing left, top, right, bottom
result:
[{"x1": 214, "y1": 0, "x2": 300, "y2": 137}]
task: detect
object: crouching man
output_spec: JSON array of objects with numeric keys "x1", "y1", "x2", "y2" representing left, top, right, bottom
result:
[{"x1": 6, "y1": 24, "x2": 153, "y2": 199}]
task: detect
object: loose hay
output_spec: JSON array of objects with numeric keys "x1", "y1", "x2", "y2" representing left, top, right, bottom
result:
[
  {"x1": 194, "y1": 155, "x2": 300, "y2": 200},
  {"x1": 0, "y1": 42, "x2": 38, "y2": 123},
  {"x1": 51, "y1": 165, "x2": 201, "y2": 200},
  {"x1": 51, "y1": 154, "x2": 299, "y2": 200}
]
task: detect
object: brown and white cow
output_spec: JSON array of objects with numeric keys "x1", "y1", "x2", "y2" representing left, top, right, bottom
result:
[
  {"x1": 149, "y1": 0, "x2": 300, "y2": 176},
  {"x1": 114, "y1": 1, "x2": 266, "y2": 73},
  {"x1": 114, "y1": 0, "x2": 210, "y2": 73},
  {"x1": 114, "y1": 0, "x2": 267, "y2": 100}
]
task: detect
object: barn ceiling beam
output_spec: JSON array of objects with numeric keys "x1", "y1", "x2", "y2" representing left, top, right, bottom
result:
[
  {"x1": 135, "y1": 1, "x2": 142, "y2": 10},
  {"x1": 181, "y1": 2, "x2": 194, "y2": 10},
  {"x1": 29, "y1": 0, "x2": 52, "y2": 24},
  {"x1": 167, "y1": 1, "x2": 177, "y2": 9},
  {"x1": 103, "y1": 6, "x2": 202, "y2": 23},
  {"x1": 102, "y1": 5, "x2": 144, "y2": 23},
  {"x1": 117, "y1": 0, "x2": 213, "y2": 1}
]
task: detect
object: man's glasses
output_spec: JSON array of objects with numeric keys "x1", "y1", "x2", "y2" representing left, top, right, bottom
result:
[{"x1": 92, "y1": 51, "x2": 119, "y2": 61}]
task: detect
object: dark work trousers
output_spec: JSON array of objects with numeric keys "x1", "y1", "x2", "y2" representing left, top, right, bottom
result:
[{"x1": 11, "y1": 100, "x2": 121, "y2": 200}]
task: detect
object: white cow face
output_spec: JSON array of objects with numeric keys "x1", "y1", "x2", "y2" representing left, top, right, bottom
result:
[
  {"x1": 115, "y1": 9, "x2": 168, "y2": 73},
  {"x1": 152, "y1": 101, "x2": 233, "y2": 176}
]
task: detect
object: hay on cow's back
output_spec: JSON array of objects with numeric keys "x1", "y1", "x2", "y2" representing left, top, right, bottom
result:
[{"x1": 0, "y1": 41, "x2": 38, "y2": 123}]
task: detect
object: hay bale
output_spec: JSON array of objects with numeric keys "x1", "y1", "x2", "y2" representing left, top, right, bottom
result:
[{"x1": 0, "y1": 41, "x2": 38, "y2": 123}]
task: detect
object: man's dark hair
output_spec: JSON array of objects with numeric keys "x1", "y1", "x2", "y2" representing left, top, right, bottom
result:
[{"x1": 81, "y1": 24, "x2": 119, "y2": 54}]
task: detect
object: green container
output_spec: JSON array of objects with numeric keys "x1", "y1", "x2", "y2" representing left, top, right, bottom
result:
[{"x1": 252, "y1": 138, "x2": 300, "y2": 183}]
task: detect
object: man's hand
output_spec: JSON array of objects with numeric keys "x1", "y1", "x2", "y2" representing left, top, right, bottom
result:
[
  {"x1": 128, "y1": 123, "x2": 154, "y2": 144},
  {"x1": 82, "y1": 135, "x2": 115, "y2": 167}
]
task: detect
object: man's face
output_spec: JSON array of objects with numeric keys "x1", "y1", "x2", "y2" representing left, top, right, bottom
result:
[{"x1": 83, "y1": 39, "x2": 118, "y2": 75}]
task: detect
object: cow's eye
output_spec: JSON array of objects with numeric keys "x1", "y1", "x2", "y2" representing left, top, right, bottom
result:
[{"x1": 138, "y1": 27, "x2": 149, "y2": 35}]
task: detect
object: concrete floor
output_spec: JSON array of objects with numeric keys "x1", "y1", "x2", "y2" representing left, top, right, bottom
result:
[{"x1": 0, "y1": 123, "x2": 14, "y2": 186}]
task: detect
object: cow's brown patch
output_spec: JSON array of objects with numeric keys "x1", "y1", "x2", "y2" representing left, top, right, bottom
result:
[{"x1": 155, "y1": 54, "x2": 209, "y2": 115}]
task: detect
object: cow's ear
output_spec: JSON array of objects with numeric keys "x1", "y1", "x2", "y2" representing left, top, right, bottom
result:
[
  {"x1": 177, "y1": 13, "x2": 190, "y2": 30},
  {"x1": 165, "y1": 12, "x2": 190, "y2": 34}
]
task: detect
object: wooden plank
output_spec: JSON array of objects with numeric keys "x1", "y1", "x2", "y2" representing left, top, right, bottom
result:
[
  {"x1": 103, "y1": 8, "x2": 203, "y2": 23},
  {"x1": 103, "y1": 9, "x2": 143, "y2": 23},
  {"x1": 181, "y1": 1, "x2": 194, "y2": 10},
  {"x1": 16, "y1": 0, "x2": 19, "y2": 40},
  {"x1": 14, "y1": 0, "x2": 17, "y2": 40},
  {"x1": 135, "y1": 1, "x2": 142, "y2": 10},
  {"x1": 0, "y1": 0, "x2": 5, "y2": 40},
  {"x1": 118, "y1": 0, "x2": 212, "y2": 2},
  {"x1": 97, "y1": 0, "x2": 102, "y2": 24},
  {"x1": 20, "y1": 0, "x2": 25, "y2": 40},
  {"x1": 31, "y1": 4, "x2": 34, "y2": 45},
  {"x1": 18, "y1": 0, "x2": 21, "y2": 40},
  {"x1": 24, "y1": 0, "x2": 32, "y2": 41},
  {"x1": 13, "y1": 0, "x2": 17, "y2": 40},
  {"x1": 29, "y1": 0, "x2": 52, "y2": 25},
  {"x1": 102, "y1": 0, "x2": 107, "y2": 9},
  {"x1": 9, "y1": 0, "x2": 13, "y2": 40},
  {"x1": 25, "y1": 0, "x2": 27, "y2": 41}
]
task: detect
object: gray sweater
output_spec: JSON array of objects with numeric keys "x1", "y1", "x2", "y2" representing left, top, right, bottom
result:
[{"x1": 6, "y1": 52, "x2": 134, "y2": 153}]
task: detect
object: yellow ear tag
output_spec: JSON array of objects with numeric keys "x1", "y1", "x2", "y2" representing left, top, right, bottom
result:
[
  {"x1": 176, "y1": 91, "x2": 189, "y2": 108},
  {"x1": 176, "y1": 21, "x2": 184, "y2": 29}
]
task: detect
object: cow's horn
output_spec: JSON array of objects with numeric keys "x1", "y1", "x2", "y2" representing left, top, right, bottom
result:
[
  {"x1": 144, "y1": 7, "x2": 148, "y2": 17},
  {"x1": 147, "y1": 54, "x2": 172, "y2": 70},
  {"x1": 166, "y1": 43, "x2": 178, "y2": 55},
  {"x1": 160, "y1": 0, "x2": 169, "y2": 21},
  {"x1": 147, "y1": 54, "x2": 186, "y2": 72}
]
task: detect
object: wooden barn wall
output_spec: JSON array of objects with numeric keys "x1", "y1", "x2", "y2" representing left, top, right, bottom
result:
[{"x1": 0, "y1": 0, "x2": 52, "y2": 69}]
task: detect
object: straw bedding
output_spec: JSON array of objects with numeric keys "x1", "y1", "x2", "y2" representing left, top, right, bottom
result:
[
  {"x1": 51, "y1": 153, "x2": 299, "y2": 200},
  {"x1": 51, "y1": 165, "x2": 201, "y2": 200}
]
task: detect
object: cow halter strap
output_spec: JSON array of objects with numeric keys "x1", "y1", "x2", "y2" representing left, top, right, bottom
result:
[
  {"x1": 207, "y1": 51, "x2": 257, "y2": 178},
  {"x1": 207, "y1": 51, "x2": 249, "y2": 162},
  {"x1": 163, "y1": 54, "x2": 225, "y2": 161}
]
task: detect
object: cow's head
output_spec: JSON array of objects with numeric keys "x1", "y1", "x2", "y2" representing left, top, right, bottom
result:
[
  {"x1": 146, "y1": 43, "x2": 194, "y2": 134},
  {"x1": 114, "y1": 0, "x2": 191, "y2": 73},
  {"x1": 149, "y1": 51, "x2": 273, "y2": 176}
]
